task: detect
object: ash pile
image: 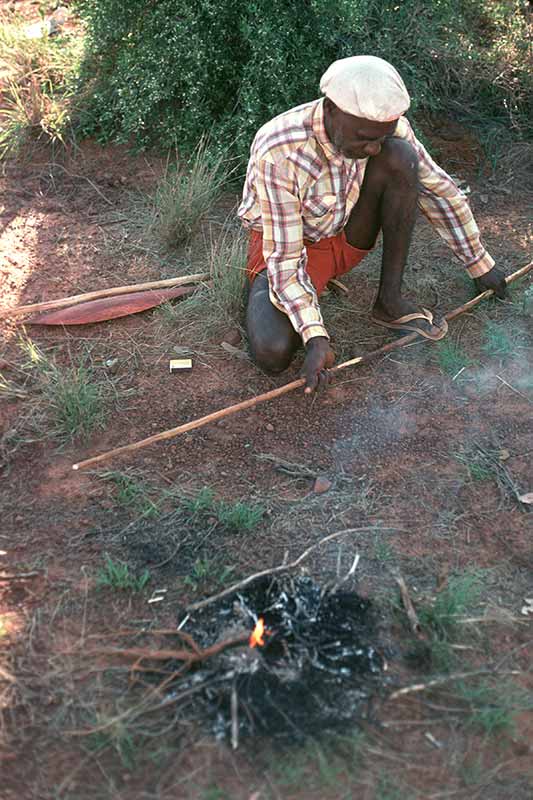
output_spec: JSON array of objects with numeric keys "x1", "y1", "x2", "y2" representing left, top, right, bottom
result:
[{"x1": 179, "y1": 575, "x2": 385, "y2": 743}]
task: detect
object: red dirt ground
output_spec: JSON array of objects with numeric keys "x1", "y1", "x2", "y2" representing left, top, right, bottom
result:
[{"x1": 1, "y1": 103, "x2": 533, "y2": 799}]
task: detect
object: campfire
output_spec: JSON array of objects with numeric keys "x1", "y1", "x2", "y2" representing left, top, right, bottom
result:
[{"x1": 98, "y1": 573, "x2": 386, "y2": 747}]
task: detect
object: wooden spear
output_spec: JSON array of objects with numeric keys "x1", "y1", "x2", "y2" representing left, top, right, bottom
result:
[
  {"x1": 72, "y1": 261, "x2": 532, "y2": 472},
  {"x1": 0, "y1": 272, "x2": 209, "y2": 319}
]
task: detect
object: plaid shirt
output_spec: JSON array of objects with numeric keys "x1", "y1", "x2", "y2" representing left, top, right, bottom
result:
[{"x1": 238, "y1": 98, "x2": 495, "y2": 343}]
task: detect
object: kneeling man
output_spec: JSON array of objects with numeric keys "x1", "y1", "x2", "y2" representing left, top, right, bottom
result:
[{"x1": 238, "y1": 55, "x2": 506, "y2": 392}]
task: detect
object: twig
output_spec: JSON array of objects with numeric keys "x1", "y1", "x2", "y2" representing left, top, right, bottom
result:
[
  {"x1": 43, "y1": 163, "x2": 115, "y2": 206},
  {"x1": 68, "y1": 676, "x2": 224, "y2": 737},
  {"x1": 72, "y1": 261, "x2": 533, "y2": 471},
  {"x1": 388, "y1": 669, "x2": 522, "y2": 700},
  {"x1": 475, "y1": 444, "x2": 525, "y2": 505},
  {"x1": 495, "y1": 374, "x2": 533, "y2": 404},
  {"x1": 329, "y1": 553, "x2": 360, "y2": 594},
  {"x1": 394, "y1": 573, "x2": 424, "y2": 639},
  {"x1": 93, "y1": 631, "x2": 250, "y2": 669},
  {"x1": 255, "y1": 453, "x2": 319, "y2": 478},
  {"x1": 0, "y1": 571, "x2": 41, "y2": 581},
  {"x1": 151, "y1": 542, "x2": 182, "y2": 570},
  {"x1": 0, "y1": 665, "x2": 16, "y2": 683},
  {"x1": 186, "y1": 527, "x2": 397, "y2": 613},
  {"x1": 231, "y1": 681, "x2": 239, "y2": 751}
]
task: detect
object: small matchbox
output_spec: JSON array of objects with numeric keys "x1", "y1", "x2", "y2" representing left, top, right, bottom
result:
[{"x1": 169, "y1": 358, "x2": 192, "y2": 373}]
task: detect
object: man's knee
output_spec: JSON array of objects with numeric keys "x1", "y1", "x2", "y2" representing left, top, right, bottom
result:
[
  {"x1": 250, "y1": 337, "x2": 296, "y2": 374},
  {"x1": 246, "y1": 273, "x2": 299, "y2": 373},
  {"x1": 368, "y1": 138, "x2": 418, "y2": 186},
  {"x1": 365, "y1": 136, "x2": 418, "y2": 191}
]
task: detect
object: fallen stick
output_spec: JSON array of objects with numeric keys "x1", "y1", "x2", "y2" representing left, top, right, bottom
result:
[
  {"x1": 94, "y1": 631, "x2": 250, "y2": 668},
  {"x1": 0, "y1": 571, "x2": 41, "y2": 581},
  {"x1": 388, "y1": 668, "x2": 522, "y2": 701},
  {"x1": 0, "y1": 272, "x2": 209, "y2": 319},
  {"x1": 72, "y1": 261, "x2": 532, "y2": 472},
  {"x1": 394, "y1": 573, "x2": 424, "y2": 639}
]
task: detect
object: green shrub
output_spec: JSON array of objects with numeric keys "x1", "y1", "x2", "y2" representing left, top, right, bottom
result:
[{"x1": 76, "y1": 0, "x2": 533, "y2": 163}]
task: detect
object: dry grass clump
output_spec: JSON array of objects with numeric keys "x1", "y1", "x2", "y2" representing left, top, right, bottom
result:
[
  {"x1": 0, "y1": 333, "x2": 115, "y2": 467},
  {"x1": 496, "y1": 142, "x2": 533, "y2": 193},
  {"x1": 146, "y1": 141, "x2": 234, "y2": 248},
  {"x1": 0, "y1": 10, "x2": 82, "y2": 157},
  {"x1": 156, "y1": 224, "x2": 248, "y2": 340}
]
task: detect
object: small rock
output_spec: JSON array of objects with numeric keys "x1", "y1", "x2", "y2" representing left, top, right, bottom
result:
[
  {"x1": 265, "y1": 423, "x2": 274, "y2": 432},
  {"x1": 479, "y1": 194, "x2": 489, "y2": 204},
  {"x1": 499, "y1": 448, "x2": 510, "y2": 461},
  {"x1": 518, "y1": 492, "x2": 533, "y2": 505},
  {"x1": 220, "y1": 341, "x2": 249, "y2": 360},
  {"x1": 313, "y1": 476, "x2": 332, "y2": 494},
  {"x1": 104, "y1": 357, "x2": 119, "y2": 373}
]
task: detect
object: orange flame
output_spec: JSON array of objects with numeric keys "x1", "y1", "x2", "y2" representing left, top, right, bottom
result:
[{"x1": 249, "y1": 617, "x2": 267, "y2": 648}]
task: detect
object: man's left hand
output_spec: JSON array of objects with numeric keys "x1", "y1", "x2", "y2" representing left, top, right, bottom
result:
[{"x1": 474, "y1": 267, "x2": 507, "y2": 299}]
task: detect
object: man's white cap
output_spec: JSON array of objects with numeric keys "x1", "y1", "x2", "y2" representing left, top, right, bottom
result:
[{"x1": 320, "y1": 55, "x2": 410, "y2": 122}]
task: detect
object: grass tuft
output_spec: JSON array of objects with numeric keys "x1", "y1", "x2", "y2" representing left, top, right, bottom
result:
[
  {"x1": 406, "y1": 571, "x2": 485, "y2": 672},
  {"x1": 182, "y1": 486, "x2": 264, "y2": 532},
  {"x1": 436, "y1": 339, "x2": 473, "y2": 376},
  {"x1": 184, "y1": 558, "x2": 235, "y2": 593},
  {"x1": 208, "y1": 225, "x2": 248, "y2": 323},
  {"x1": 457, "y1": 678, "x2": 530, "y2": 736},
  {"x1": 0, "y1": 11, "x2": 81, "y2": 158},
  {"x1": 420, "y1": 571, "x2": 484, "y2": 640},
  {"x1": 42, "y1": 362, "x2": 107, "y2": 445},
  {"x1": 87, "y1": 719, "x2": 139, "y2": 769},
  {"x1": 482, "y1": 321, "x2": 516, "y2": 359},
  {"x1": 96, "y1": 553, "x2": 151, "y2": 592},
  {"x1": 147, "y1": 140, "x2": 233, "y2": 248},
  {"x1": 1, "y1": 334, "x2": 111, "y2": 460},
  {"x1": 156, "y1": 225, "x2": 248, "y2": 337},
  {"x1": 454, "y1": 446, "x2": 495, "y2": 482},
  {"x1": 100, "y1": 470, "x2": 159, "y2": 518}
]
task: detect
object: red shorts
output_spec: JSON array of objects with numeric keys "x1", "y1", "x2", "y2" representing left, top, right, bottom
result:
[{"x1": 246, "y1": 229, "x2": 370, "y2": 296}]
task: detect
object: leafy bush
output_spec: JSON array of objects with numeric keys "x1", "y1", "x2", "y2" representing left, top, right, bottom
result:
[{"x1": 76, "y1": 0, "x2": 533, "y2": 162}]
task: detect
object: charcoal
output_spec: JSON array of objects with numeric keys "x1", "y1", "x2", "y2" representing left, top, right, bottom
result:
[{"x1": 178, "y1": 575, "x2": 385, "y2": 743}]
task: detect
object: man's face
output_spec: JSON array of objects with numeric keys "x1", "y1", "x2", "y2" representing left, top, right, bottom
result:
[{"x1": 324, "y1": 99, "x2": 398, "y2": 160}]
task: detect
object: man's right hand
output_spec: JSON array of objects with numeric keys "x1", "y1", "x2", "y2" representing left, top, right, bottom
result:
[{"x1": 303, "y1": 336, "x2": 335, "y2": 394}]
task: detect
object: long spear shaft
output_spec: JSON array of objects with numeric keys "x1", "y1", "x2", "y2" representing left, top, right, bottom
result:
[{"x1": 72, "y1": 261, "x2": 532, "y2": 471}]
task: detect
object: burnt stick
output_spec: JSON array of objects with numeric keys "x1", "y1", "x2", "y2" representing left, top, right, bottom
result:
[
  {"x1": 93, "y1": 631, "x2": 250, "y2": 668},
  {"x1": 72, "y1": 261, "x2": 532, "y2": 472}
]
